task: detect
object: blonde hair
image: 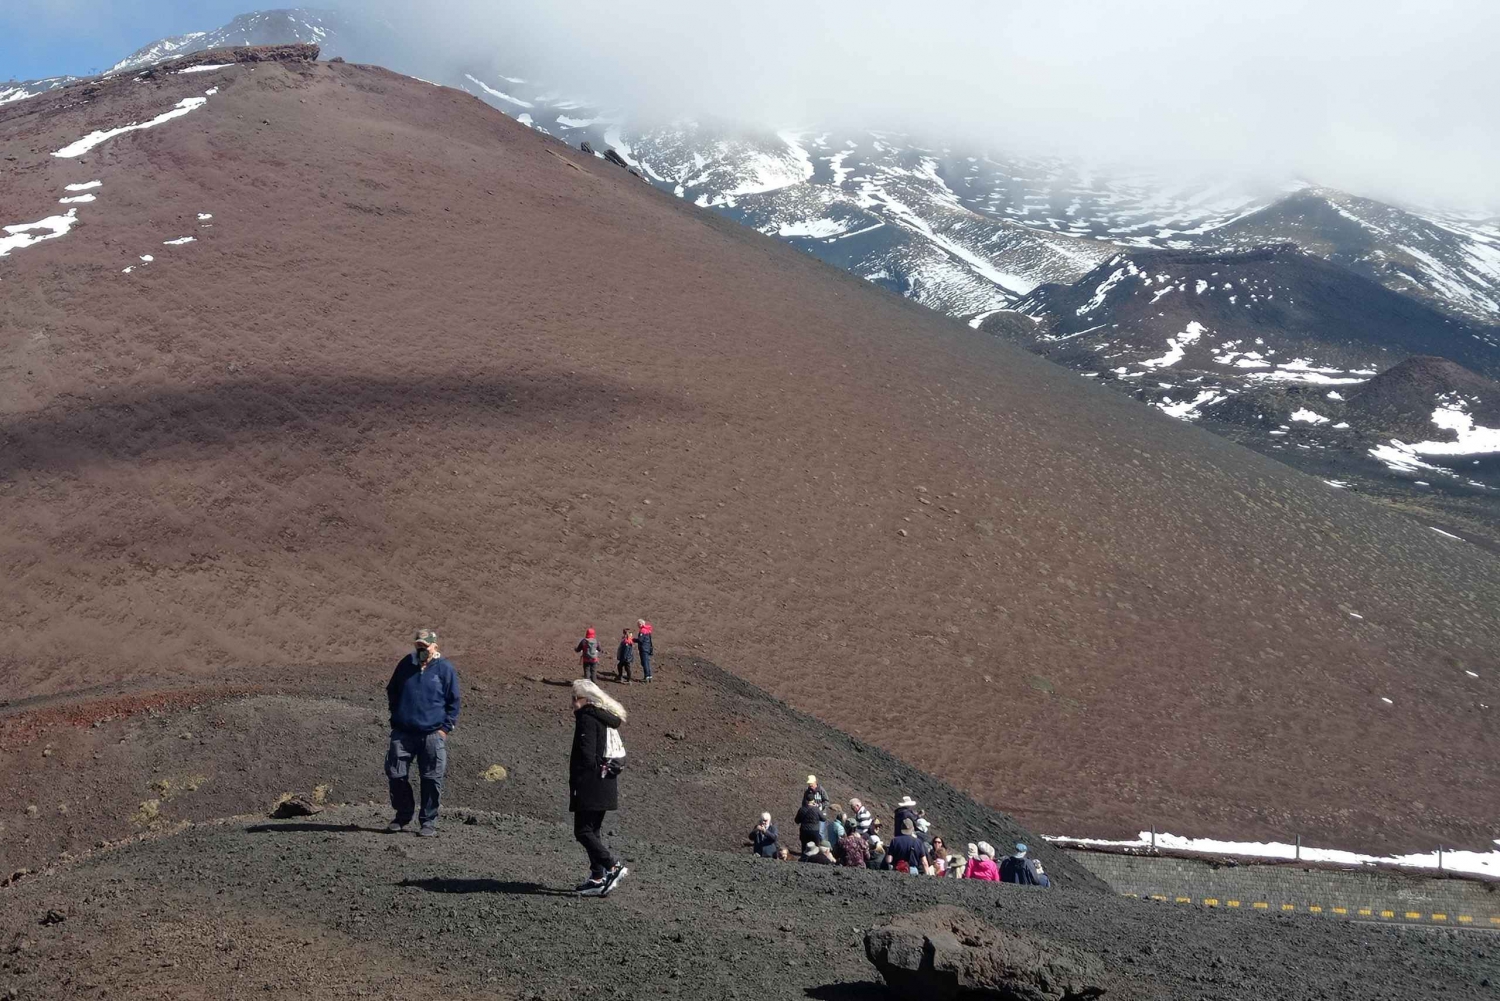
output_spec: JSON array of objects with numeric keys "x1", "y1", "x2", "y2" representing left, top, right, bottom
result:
[{"x1": 571, "y1": 678, "x2": 628, "y2": 722}]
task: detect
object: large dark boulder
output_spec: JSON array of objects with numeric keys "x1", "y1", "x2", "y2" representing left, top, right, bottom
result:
[{"x1": 864, "y1": 906, "x2": 1105, "y2": 1001}]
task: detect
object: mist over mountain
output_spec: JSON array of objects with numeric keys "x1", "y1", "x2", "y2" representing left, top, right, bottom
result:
[
  {"x1": 6, "y1": 0, "x2": 1500, "y2": 210},
  {"x1": 250, "y1": 0, "x2": 1500, "y2": 212}
]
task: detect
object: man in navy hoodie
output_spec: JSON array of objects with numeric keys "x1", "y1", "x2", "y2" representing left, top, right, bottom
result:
[{"x1": 385, "y1": 628, "x2": 461, "y2": 837}]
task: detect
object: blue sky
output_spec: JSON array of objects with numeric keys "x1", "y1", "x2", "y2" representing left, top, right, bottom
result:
[{"x1": 2, "y1": 1, "x2": 251, "y2": 81}]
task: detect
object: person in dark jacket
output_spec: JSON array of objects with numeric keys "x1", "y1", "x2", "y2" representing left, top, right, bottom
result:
[
  {"x1": 385, "y1": 628, "x2": 460, "y2": 837},
  {"x1": 894, "y1": 796, "x2": 918, "y2": 833},
  {"x1": 636, "y1": 619, "x2": 654, "y2": 682},
  {"x1": 999, "y1": 843, "x2": 1051, "y2": 887},
  {"x1": 749, "y1": 812, "x2": 779, "y2": 858},
  {"x1": 804, "y1": 775, "x2": 830, "y2": 812},
  {"x1": 575, "y1": 627, "x2": 600, "y2": 682},
  {"x1": 795, "y1": 798, "x2": 824, "y2": 850},
  {"x1": 616, "y1": 628, "x2": 636, "y2": 683},
  {"x1": 887, "y1": 819, "x2": 932, "y2": 875},
  {"x1": 569, "y1": 678, "x2": 629, "y2": 896}
]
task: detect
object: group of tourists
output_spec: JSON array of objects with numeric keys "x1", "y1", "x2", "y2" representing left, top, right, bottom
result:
[
  {"x1": 749, "y1": 777, "x2": 1051, "y2": 887},
  {"x1": 380, "y1": 623, "x2": 1046, "y2": 901},
  {"x1": 382, "y1": 622, "x2": 655, "y2": 898},
  {"x1": 575, "y1": 620, "x2": 655, "y2": 684}
]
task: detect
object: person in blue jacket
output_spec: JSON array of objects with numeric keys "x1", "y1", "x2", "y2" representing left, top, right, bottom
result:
[
  {"x1": 385, "y1": 628, "x2": 461, "y2": 837},
  {"x1": 999, "y1": 843, "x2": 1052, "y2": 887}
]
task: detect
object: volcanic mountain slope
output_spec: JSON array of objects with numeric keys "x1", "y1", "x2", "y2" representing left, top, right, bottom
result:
[
  {"x1": 1208, "y1": 187, "x2": 1500, "y2": 326},
  {"x1": 1347, "y1": 355, "x2": 1500, "y2": 442},
  {"x1": 1003, "y1": 246, "x2": 1500, "y2": 536},
  {"x1": 2, "y1": 52, "x2": 1499, "y2": 861},
  {"x1": 1011, "y1": 244, "x2": 1500, "y2": 380}
]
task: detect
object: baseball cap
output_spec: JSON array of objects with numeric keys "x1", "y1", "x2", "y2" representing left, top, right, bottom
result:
[{"x1": 414, "y1": 628, "x2": 438, "y2": 646}]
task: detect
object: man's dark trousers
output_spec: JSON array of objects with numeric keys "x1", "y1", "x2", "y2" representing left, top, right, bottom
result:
[{"x1": 386, "y1": 729, "x2": 447, "y2": 826}]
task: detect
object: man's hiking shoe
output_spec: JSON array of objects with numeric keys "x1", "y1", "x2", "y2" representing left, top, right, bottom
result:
[
  {"x1": 385, "y1": 821, "x2": 408, "y2": 833},
  {"x1": 600, "y1": 865, "x2": 629, "y2": 897},
  {"x1": 576, "y1": 876, "x2": 607, "y2": 895},
  {"x1": 418, "y1": 824, "x2": 438, "y2": 838}
]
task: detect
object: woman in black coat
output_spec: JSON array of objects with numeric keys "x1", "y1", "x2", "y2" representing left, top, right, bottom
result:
[
  {"x1": 795, "y1": 798, "x2": 825, "y2": 849},
  {"x1": 569, "y1": 679, "x2": 629, "y2": 896}
]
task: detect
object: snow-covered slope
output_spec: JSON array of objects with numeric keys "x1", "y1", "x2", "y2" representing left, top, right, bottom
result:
[
  {"x1": 1206, "y1": 188, "x2": 1500, "y2": 326},
  {"x1": 1005, "y1": 247, "x2": 1500, "y2": 504},
  {"x1": 0, "y1": 76, "x2": 83, "y2": 105},
  {"x1": 459, "y1": 84, "x2": 1117, "y2": 317}
]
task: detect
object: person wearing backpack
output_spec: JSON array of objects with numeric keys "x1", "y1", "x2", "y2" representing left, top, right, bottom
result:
[
  {"x1": 635, "y1": 620, "x2": 654, "y2": 682},
  {"x1": 575, "y1": 627, "x2": 600, "y2": 682},
  {"x1": 569, "y1": 678, "x2": 629, "y2": 896},
  {"x1": 616, "y1": 628, "x2": 636, "y2": 684},
  {"x1": 999, "y1": 843, "x2": 1051, "y2": 887}
]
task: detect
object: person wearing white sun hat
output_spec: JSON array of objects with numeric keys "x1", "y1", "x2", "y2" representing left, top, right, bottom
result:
[{"x1": 894, "y1": 795, "x2": 918, "y2": 834}]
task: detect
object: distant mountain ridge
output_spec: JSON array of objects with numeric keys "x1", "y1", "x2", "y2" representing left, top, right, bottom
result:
[
  {"x1": 1207, "y1": 188, "x2": 1500, "y2": 327},
  {"x1": 1000, "y1": 247, "x2": 1500, "y2": 511},
  {"x1": 8, "y1": 7, "x2": 1498, "y2": 332},
  {"x1": 107, "y1": 10, "x2": 345, "y2": 73}
]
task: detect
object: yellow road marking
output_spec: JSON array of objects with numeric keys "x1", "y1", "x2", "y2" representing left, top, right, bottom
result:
[
  {"x1": 1490, "y1": 917, "x2": 1500, "y2": 926},
  {"x1": 1122, "y1": 895, "x2": 1487, "y2": 924}
]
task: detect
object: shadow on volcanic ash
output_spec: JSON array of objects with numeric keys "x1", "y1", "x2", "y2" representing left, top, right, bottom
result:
[{"x1": 0, "y1": 370, "x2": 691, "y2": 475}]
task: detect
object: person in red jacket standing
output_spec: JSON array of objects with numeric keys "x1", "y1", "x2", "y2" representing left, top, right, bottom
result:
[{"x1": 575, "y1": 627, "x2": 600, "y2": 682}]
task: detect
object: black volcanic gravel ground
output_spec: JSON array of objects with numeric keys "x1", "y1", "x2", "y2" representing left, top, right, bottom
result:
[{"x1": 4, "y1": 803, "x2": 1497, "y2": 1001}]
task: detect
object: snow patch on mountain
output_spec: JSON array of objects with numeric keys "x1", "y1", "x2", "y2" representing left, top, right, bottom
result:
[
  {"x1": 0, "y1": 209, "x2": 79, "y2": 258},
  {"x1": 1157, "y1": 388, "x2": 1226, "y2": 420},
  {"x1": 463, "y1": 75, "x2": 532, "y2": 108},
  {"x1": 1403, "y1": 404, "x2": 1500, "y2": 456},
  {"x1": 1140, "y1": 321, "x2": 1206, "y2": 369},
  {"x1": 53, "y1": 97, "x2": 208, "y2": 158}
]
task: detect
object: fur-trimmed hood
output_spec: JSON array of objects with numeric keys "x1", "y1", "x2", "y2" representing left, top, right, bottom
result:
[{"x1": 572, "y1": 678, "x2": 627, "y2": 724}]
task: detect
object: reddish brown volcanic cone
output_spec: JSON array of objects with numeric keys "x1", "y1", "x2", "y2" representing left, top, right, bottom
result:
[{"x1": 1, "y1": 54, "x2": 1496, "y2": 852}]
